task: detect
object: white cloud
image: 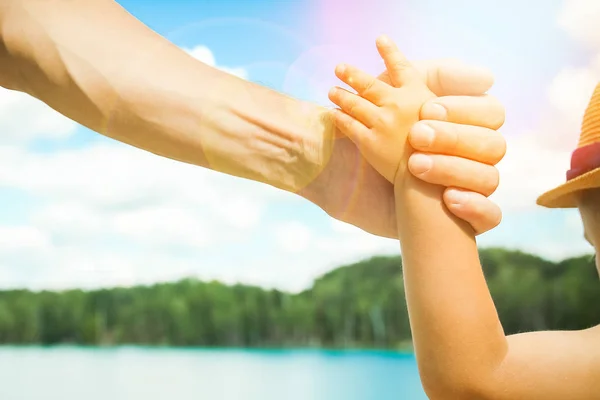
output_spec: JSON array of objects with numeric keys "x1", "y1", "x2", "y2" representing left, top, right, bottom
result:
[
  {"x1": 3, "y1": 20, "x2": 598, "y2": 293},
  {"x1": 0, "y1": 39, "x2": 310, "y2": 291},
  {"x1": 0, "y1": 38, "x2": 273, "y2": 290},
  {"x1": 492, "y1": 1, "x2": 600, "y2": 214},
  {"x1": 0, "y1": 226, "x2": 52, "y2": 255},
  {"x1": 235, "y1": 224, "x2": 399, "y2": 292},
  {"x1": 274, "y1": 221, "x2": 312, "y2": 253},
  {"x1": 0, "y1": 143, "x2": 271, "y2": 213},
  {"x1": 0, "y1": 90, "x2": 77, "y2": 145},
  {"x1": 183, "y1": 45, "x2": 248, "y2": 80},
  {"x1": 547, "y1": 61, "x2": 600, "y2": 130},
  {"x1": 491, "y1": 133, "x2": 572, "y2": 211},
  {"x1": 331, "y1": 219, "x2": 364, "y2": 234},
  {"x1": 557, "y1": 0, "x2": 600, "y2": 51},
  {"x1": 0, "y1": 141, "x2": 276, "y2": 246},
  {"x1": 111, "y1": 206, "x2": 212, "y2": 248}
]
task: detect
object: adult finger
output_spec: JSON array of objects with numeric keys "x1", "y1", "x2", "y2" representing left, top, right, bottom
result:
[
  {"x1": 407, "y1": 153, "x2": 500, "y2": 197},
  {"x1": 443, "y1": 188, "x2": 503, "y2": 235},
  {"x1": 409, "y1": 121, "x2": 506, "y2": 165},
  {"x1": 411, "y1": 59, "x2": 495, "y2": 96},
  {"x1": 420, "y1": 94, "x2": 506, "y2": 130}
]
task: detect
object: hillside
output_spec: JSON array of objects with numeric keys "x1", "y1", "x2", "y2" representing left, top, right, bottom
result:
[{"x1": 0, "y1": 248, "x2": 598, "y2": 348}]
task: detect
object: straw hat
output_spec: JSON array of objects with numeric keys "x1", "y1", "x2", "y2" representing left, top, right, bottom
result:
[{"x1": 537, "y1": 83, "x2": 600, "y2": 208}]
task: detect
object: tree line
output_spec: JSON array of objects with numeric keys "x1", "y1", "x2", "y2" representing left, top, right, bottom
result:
[{"x1": 0, "y1": 248, "x2": 598, "y2": 348}]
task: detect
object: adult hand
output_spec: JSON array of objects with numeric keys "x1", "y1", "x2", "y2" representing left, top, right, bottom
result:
[
  {"x1": 300, "y1": 59, "x2": 505, "y2": 238},
  {"x1": 0, "y1": 0, "x2": 503, "y2": 239}
]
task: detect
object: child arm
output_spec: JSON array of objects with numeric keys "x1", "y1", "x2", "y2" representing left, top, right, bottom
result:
[{"x1": 330, "y1": 36, "x2": 600, "y2": 399}]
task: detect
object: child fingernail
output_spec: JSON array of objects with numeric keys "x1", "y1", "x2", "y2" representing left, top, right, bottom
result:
[
  {"x1": 446, "y1": 189, "x2": 468, "y2": 206},
  {"x1": 377, "y1": 35, "x2": 390, "y2": 45},
  {"x1": 336, "y1": 64, "x2": 347, "y2": 75},
  {"x1": 408, "y1": 153, "x2": 433, "y2": 175},
  {"x1": 422, "y1": 102, "x2": 447, "y2": 121},
  {"x1": 410, "y1": 123, "x2": 435, "y2": 148}
]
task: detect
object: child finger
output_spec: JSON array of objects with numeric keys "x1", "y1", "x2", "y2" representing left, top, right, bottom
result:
[
  {"x1": 328, "y1": 86, "x2": 380, "y2": 128},
  {"x1": 334, "y1": 63, "x2": 388, "y2": 105},
  {"x1": 331, "y1": 109, "x2": 374, "y2": 146},
  {"x1": 375, "y1": 35, "x2": 419, "y2": 87}
]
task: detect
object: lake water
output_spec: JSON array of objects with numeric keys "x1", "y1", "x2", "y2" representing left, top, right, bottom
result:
[{"x1": 0, "y1": 347, "x2": 427, "y2": 400}]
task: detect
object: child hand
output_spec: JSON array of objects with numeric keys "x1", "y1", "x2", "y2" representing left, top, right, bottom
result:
[{"x1": 328, "y1": 35, "x2": 436, "y2": 183}]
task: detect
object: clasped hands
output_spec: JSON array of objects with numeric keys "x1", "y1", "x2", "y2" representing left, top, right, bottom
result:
[{"x1": 305, "y1": 35, "x2": 505, "y2": 237}]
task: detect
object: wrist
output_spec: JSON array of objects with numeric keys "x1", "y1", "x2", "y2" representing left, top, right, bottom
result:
[
  {"x1": 292, "y1": 106, "x2": 337, "y2": 193},
  {"x1": 393, "y1": 147, "x2": 416, "y2": 190},
  {"x1": 197, "y1": 87, "x2": 337, "y2": 194},
  {"x1": 252, "y1": 102, "x2": 336, "y2": 195},
  {"x1": 286, "y1": 105, "x2": 336, "y2": 192}
]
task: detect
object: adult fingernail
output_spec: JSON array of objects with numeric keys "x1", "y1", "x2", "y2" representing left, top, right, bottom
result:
[
  {"x1": 446, "y1": 189, "x2": 468, "y2": 207},
  {"x1": 408, "y1": 153, "x2": 433, "y2": 175},
  {"x1": 410, "y1": 123, "x2": 435, "y2": 148},
  {"x1": 422, "y1": 102, "x2": 447, "y2": 121}
]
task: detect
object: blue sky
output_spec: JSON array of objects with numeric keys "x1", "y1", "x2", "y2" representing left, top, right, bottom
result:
[{"x1": 0, "y1": 0, "x2": 598, "y2": 291}]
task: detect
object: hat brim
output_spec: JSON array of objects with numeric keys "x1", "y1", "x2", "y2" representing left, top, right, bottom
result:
[{"x1": 536, "y1": 167, "x2": 600, "y2": 208}]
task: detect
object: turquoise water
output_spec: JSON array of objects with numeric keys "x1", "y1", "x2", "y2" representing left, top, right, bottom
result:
[{"x1": 0, "y1": 347, "x2": 427, "y2": 399}]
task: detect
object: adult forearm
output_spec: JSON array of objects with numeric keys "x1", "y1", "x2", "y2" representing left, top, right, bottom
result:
[
  {"x1": 394, "y1": 173, "x2": 507, "y2": 398},
  {"x1": 0, "y1": 0, "x2": 334, "y2": 192}
]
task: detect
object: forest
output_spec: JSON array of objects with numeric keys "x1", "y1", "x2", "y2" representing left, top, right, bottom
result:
[{"x1": 0, "y1": 248, "x2": 598, "y2": 349}]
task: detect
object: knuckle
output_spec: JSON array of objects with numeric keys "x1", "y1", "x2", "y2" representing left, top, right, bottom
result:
[
  {"x1": 341, "y1": 115, "x2": 354, "y2": 130},
  {"x1": 346, "y1": 100, "x2": 357, "y2": 116},
  {"x1": 375, "y1": 111, "x2": 394, "y2": 128},
  {"x1": 340, "y1": 119, "x2": 354, "y2": 134},
  {"x1": 334, "y1": 112, "x2": 351, "y2": 129},
  {"x1": 361, "y1": 77, "x2": 376, "y2": 95},
  {"x1": 440, "y1": 162, "x2": 460, "y2": 184},
  {"x1": 341, "y1": 95, "x2": 357, "y2": 114},
  {"x1": 443, "y1": 122, "x2": 461, "y2": 153},
  {"x1": 391, "y1": 60, "x2": 411, "y2": 73},
  {"x1": 388, "y1": 93, "x2": 411, "y2": 112}
]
